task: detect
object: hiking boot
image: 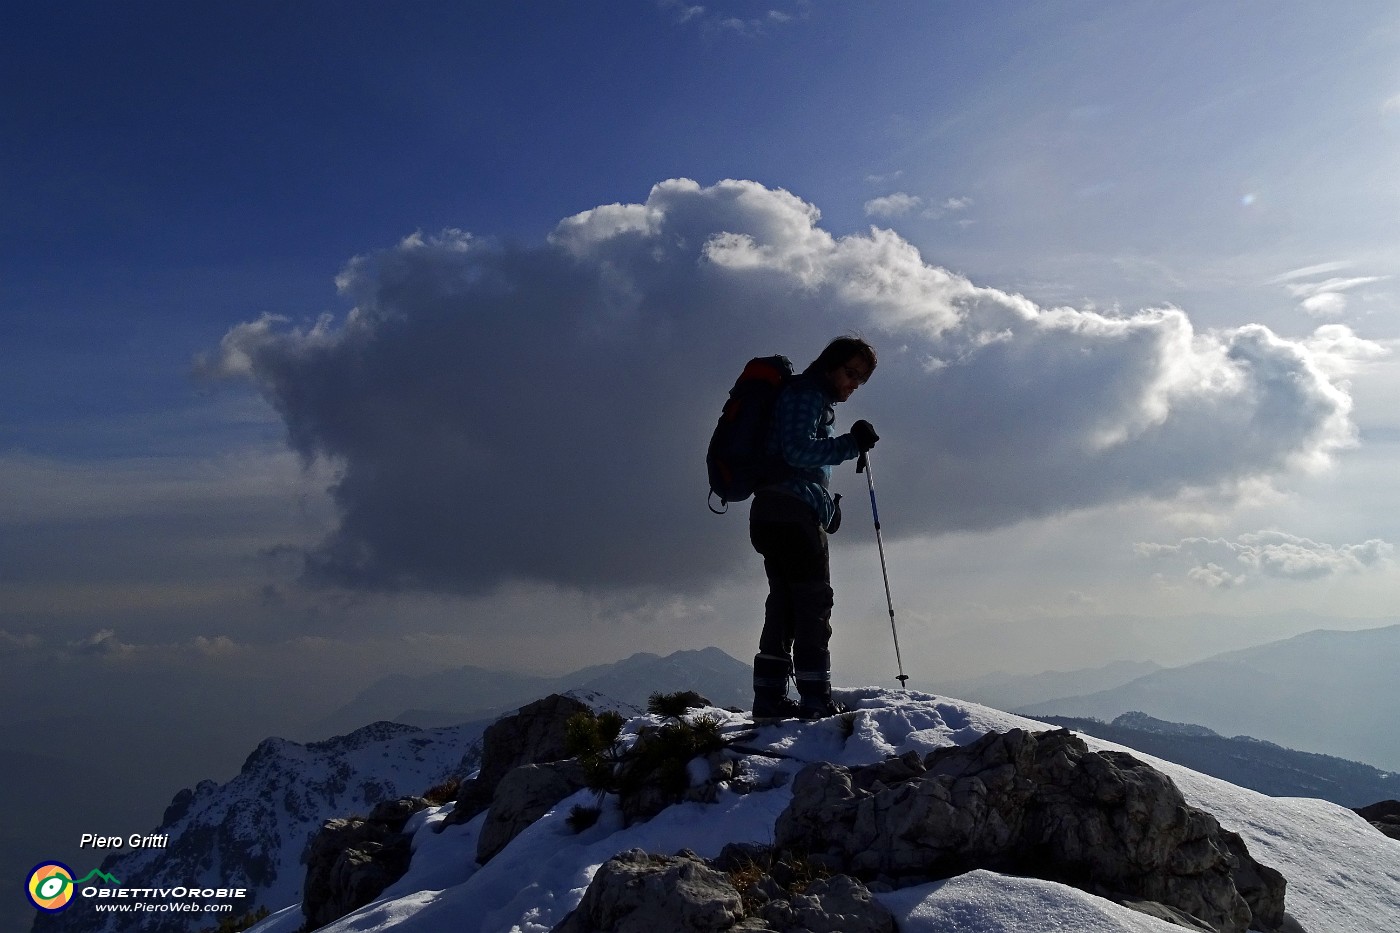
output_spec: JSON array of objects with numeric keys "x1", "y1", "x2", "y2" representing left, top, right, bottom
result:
[
  {"x1": 752, "y1": 693, "x2": 803, "y2": 722},
  {"x1": 798, "y1": 695, "x2": 846, "y2": 720}
]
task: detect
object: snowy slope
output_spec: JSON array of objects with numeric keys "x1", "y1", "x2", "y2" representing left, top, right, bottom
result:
[{"x1": 245, "y1": 689, "x2": 1400, "y2": 933}]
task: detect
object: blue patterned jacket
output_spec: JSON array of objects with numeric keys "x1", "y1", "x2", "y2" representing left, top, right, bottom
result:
[{"x1": 764, "y1": 371, "x2": 861, "y2": 530}]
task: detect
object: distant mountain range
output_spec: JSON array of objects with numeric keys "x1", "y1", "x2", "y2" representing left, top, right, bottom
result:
[
  {"x1": 1017, "y1": 623, "x2": 1400, "y2": 772},
  {"x1": 939, "y1": 659, "x2": 1163, "y2": 711},
  {"x1": 1037, "y1": 711, "x2": 1400, "y2": 808},
  {"x1": 314, "y1": 646, "x2": 752, "y2": 737}
]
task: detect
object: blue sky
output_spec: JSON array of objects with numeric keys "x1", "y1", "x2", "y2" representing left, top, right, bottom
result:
[
  {"x1": 3, "y1": 0, "x2": 1398, "y2": 707},
  {"x1": 6, "y1": 1, "x2": 1397, "y2": 446}
]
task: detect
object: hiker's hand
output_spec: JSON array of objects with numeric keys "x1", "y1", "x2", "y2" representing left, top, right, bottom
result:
[{"x1": 851, "y1": 420, "x2": 879, "y2": 452}]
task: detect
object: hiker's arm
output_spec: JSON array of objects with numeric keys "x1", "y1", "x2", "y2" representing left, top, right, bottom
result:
[{"x1": 774, "y1": 387, "x2": 860, "y2": 468}]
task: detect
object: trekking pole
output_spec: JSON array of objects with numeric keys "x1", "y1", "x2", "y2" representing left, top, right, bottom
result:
[{"x1": 857, "y1": 450, "x2": 909, "y2": 688}]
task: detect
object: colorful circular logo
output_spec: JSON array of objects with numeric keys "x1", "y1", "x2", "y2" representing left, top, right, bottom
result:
[{"x1": 27, "y1": 862, "x2": 76, "y2": 913}]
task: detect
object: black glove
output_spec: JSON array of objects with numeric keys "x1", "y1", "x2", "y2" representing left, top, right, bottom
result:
[
  {"x1": 827, "y1": 494, "x2": 843, "y2": 534},
  {"x1": 851, "y1": 419, "x2": 879, "y2": 452}
]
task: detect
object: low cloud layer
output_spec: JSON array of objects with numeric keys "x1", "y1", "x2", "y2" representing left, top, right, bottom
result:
[
  {"x1": 1136, "y1": 532, "x2": 1395, "y2": 588},
  {"x1": 201, "y1": 178, "x2": 1380, "y2": 596}
]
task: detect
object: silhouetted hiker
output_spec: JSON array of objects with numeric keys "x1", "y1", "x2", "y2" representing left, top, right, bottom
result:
[{"x1": 751, "y1": 336, "x2": 879, "y2": 720}]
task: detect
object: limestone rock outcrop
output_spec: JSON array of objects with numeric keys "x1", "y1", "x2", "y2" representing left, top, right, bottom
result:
[
  {"x1": 551, "y1": 848, "x2": 896, "y2": 933},
  {"x1": 477, "y1": 760, "x2": 590, "y2": 863},
  {"x1": 1354, "y1": 799, "x2": 1400, "y2": 840},
  {"x1": 302, "y1": 796, "x2": 430, "y2": 931},
  {"x1": 445, "y1": 693, "x2": 593, "y2": 828},
  {"x1": 775, "y1": 728, "x2": 1288, "y2": 933}
]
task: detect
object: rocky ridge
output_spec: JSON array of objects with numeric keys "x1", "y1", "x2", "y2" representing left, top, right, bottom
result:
[
  {"x1": 40, "y1": 687, "x2": 1399, "y2": 933},
  {"x1": 301, "y1": 695, "x2": 1306, "y2": 933}
]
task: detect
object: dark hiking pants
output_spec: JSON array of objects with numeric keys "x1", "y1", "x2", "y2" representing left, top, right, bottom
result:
[{"x1": 750, "y1": 491, "x2": 833, "y2": 703}]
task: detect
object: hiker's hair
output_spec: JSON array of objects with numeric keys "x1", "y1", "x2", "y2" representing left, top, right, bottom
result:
[{"x1": 807, "y1": 335, "x2": 877, "y2": 379}]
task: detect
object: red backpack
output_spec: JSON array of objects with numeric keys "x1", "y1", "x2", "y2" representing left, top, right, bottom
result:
[{"x1": 706, "y1": 355, "x2": 793, "y2": 513}]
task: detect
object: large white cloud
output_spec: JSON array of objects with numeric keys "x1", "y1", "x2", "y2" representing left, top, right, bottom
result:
[{"x1": 200, "y1": 178, "x2": 1379, "y2": 595}]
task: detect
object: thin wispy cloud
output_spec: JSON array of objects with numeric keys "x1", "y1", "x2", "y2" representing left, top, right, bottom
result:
[
  {"x1": 658, "y1": 0, "x2": 804, "y2": 35},
  {"x1": 864, "y1": 192, "x2": 923, "y2": 218},
  {"x1": 1267, "y1": 263, "x2": 1389, "y2": 318},
  {"x1": 1283, "y1": 275, "x2": 1389, "y2": 317},
  {"x1": 1268, "y1": 261, "x2": 1356, "y2": 284},
  {"x1": 661, "y1": 0, "x2": 705, "y2": 24},
  {"x1": 1285, "y1": 277, "x2": 1387, "y2": 298},
  {"x1": 66, "y1": 628, "x2": 136, "y2": 658},
  {"x1": 864, "y1": 171, "x2": 905, "y2": 186},
  {"x1": 864, "y1": 193, "x2": 973, "y2": 221},
  {"x1": 923, "y1": 196, "x2": 973, "y2": 220},
  {"x1": 0, "y1": 630, "x2": 43, "y2": 654}
]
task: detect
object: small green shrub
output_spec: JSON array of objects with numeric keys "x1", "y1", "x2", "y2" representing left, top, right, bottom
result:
[
  {"x1": 647, "y1": 690, "x2": 711, "y2": 718},
  {"x1": 565, "y1": 710, "x2": 629, "y2": 792},
  {"x1": 565, "y1": 708, "x2": 726, "y2": 810},
  {"x1": 566, "y1": 803, "x2": 602, "y2": 833},
  {"x1": 614, "y1": 714, "x2": 725, "y2": 799},
  {"x1": 723, "y1": 847, "x2": 831, "y2": 914},
  {"x1": 565, "y1": 710, "x2": 626, "y2": 758},
  {"x1": 421, "y1": 775, "x2": 462, "y2": 805}
]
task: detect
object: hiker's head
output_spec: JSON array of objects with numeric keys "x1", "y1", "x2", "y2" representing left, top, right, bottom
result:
[{"x1": 809, "y1": 336, "x2": 876, "y2": 402}]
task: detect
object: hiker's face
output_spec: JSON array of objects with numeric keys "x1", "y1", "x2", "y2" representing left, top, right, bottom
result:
[{"x1": 829, "y1": 355, "x2": 871, "y2": 403}]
